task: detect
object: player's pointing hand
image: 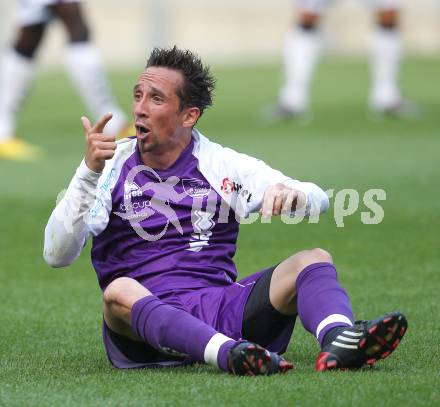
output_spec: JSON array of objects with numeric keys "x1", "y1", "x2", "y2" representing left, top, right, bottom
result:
[{"x1": 82, "y1": 113, "x2": 117, "y2": 173}]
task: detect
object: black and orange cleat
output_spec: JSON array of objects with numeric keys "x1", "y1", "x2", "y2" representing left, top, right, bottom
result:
[
  {"x1": 316, "y1": 311, "x2": 408, "y2": 372},
  {"x1": 228, "y1": 341, "x2": 293, "y2": 376}
]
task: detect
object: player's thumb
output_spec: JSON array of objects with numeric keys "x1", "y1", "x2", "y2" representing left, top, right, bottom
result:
[{"x1": 94, "y1": 112, "x2": 113, "y2": 134}]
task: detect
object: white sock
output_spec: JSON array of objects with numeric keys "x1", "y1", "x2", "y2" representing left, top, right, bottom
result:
[
  {"x1": 203, "y1": 332, "x2": 232, "y2": 369},
  {"x1": 64, "y1": 42, "x2": 128, "y2": 136},
  {"x1": 369, "y1": 27, "x2": 402, "y2": 110},
  {"x1": 278, "y1": 28, "x2": 322, "y2": 113},
  {"x1": 0, "y1": 50, "x2": 35, "y2": 141}
]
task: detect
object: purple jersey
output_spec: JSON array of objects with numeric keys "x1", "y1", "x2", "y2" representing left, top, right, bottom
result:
[
  {"x1": 44, "y1": 129, "x2": 329, "y2": 292},
  {"x1": 91, "y1": 140, "x2": 239, "y2": 293}
]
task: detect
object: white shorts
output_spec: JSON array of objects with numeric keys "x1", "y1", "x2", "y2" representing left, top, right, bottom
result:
[
  {"x1": 17, "y1": 0, "x2": 80, "y2": 26},
  {"x1": 295, "y1": 0, "x2": 401, "y2": 13}
]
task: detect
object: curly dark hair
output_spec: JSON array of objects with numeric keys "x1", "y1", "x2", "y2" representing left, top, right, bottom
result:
[{"x1": 146, "y1": 46, "x2": 215, "y2": 117}]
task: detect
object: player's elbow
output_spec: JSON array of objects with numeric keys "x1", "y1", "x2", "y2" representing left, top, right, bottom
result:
[
  {"x1": 43, "y1": 247, "x2": 73, "y2": 268},
  {"x1": 43, "y1": 225, "x2": 79, "y2": 268},
  {"x1": 43, "y1": 252, "x2": 69, "y2": 268}
]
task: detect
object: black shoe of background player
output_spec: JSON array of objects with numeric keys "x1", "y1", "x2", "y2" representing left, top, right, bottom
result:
[
  {"x1": 228, "y1": 341, "x2": 293, "y2": 376},
  {"x1": 260, "y1": 103, "x2": 312, "y2": 125},
  {"x1": 370, "y1": 99, "x2": 421, "y2": 120},
  {"x1": 316, "y1": 311, "x2": 408, "y2": 371}
]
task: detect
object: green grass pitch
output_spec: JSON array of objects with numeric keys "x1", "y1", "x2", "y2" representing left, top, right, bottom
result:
[{"x1": 0, "y1": 57, "x2": 439, "y2": 406}]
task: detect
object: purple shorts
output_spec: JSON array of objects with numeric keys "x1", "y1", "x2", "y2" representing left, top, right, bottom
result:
[{"x1": 103, "y1": 269, "x2": 294, "y2": 369}]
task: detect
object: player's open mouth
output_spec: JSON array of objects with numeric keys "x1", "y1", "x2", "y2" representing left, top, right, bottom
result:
[{"x1": 136, "y1": 124, "x2": 150, "y2": 139}]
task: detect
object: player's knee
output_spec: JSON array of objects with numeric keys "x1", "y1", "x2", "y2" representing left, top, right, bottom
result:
[
  {"x1": 296, "y1": 248, "x2": 333, "y2": 270},
  {"x1": 103, "y1": 277, "x2": 148, "y2": 307},
  {"x1": 376, "y1": 9, "x2": 399, "y2": 29},
  {"x1": 66, "y1": 21, "x2": 90, "y2": 43},
  {"x1": 103, "y1": 278, "x2": 126, "y2": 306},
  {"x1": 14, "y1": 24, "x2": 46, "y2": 58},
  {"x1": 63, "y1": 16, "x2": 89, "y2": 42},
  {"x1": 297, "y1": 12, "x2": 320, "y2": 31},
  {"x1": 278, "y1": 248, "x2": 333, "y2": 279},
  {"x1": 53, "y1": 4, "x2": 90, "y2": 42},
  {"x1": 309, "y1": 247, "x2": 333, "y2": 263}
]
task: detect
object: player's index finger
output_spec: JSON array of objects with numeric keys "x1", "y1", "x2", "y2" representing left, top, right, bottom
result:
[
  {"x1": 81, "y1": 116, "x2": 92, "y2": 138},
  {"x1": 92, "y1": 112, "x2": 113, "y2": 134}
]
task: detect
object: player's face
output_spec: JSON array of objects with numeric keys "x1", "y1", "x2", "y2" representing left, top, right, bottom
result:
[{"x1": 133, "y1": 67, "x2": 192, "y2": 155}]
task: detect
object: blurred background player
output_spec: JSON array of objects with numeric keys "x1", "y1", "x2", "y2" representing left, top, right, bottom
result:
[
  {"x1": 273, "y1": 0, "x2": 414, "y2": 119},
  {"x1": 0, "y1": 0, "x2": 131, "y2": 161}
]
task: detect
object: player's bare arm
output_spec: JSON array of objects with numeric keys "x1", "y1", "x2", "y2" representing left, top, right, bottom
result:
[{"x1": 81, "y1": 113, "x2": 117, "y2": 173}]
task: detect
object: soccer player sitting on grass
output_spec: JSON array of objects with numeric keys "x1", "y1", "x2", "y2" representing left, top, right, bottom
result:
[{"x1": 44, "y1": 46, "x2": 407, "y2": 375}]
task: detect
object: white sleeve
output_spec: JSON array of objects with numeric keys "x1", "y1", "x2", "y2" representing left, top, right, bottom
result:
[
  {"x1": 224, "y1": 148, "x2": 329, "y2": 217},
  {"x1": 194, "y1": 131, "x2": 329, "y2": 219},
  {"x1": 43, "y1": 160, "x2": 104, "y2": 268},
  {"x1": 43, "y1": 139, "x2": 136, "y2": 268}
]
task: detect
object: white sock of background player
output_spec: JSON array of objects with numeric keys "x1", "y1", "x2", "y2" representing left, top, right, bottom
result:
[
  {"x1": 278, "y1": 25, "x2": 322, "y2": 113},
  {"x1": 369, "y1": 26, "x2": 402, "y2": 111},
  {"x1": 64, "y1": 42, "x2": 128, "y2": 136},
  {"x1": 0, "y1": 50, "x2": 35, "y2": 142}
]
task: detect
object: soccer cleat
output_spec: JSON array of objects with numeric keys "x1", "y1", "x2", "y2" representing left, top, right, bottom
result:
[
  {"x1": 228, "y1": 341, "x2": 293, "y2": 376},
  {"x1": 0, "y1": 137, "x2": 44, "y2": 161},
  {"x1": 260, "y1": 103, "x2": 312, "y2": 125},
  {"x1": 316, "y1": 311, "x2": 408, "y2": 372},
  {"x1": 370, "y1": 99, "x2": 421, "y2": 120}
]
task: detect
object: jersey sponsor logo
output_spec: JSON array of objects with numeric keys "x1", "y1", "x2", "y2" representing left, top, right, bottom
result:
[
  {"x1": 220, "y1": 177, "x2": 238, "y2": 194},
  {"x1": 90, "y1": 169, "x2": 117, "y2": 218},
  {"x1": 120, "y1": 181, "x2": 150, "y2": 215},
  {"x1": 181, "y1": 178, "x2": 211, "y2": 197},
  {"x1": 119, "y1": 200, "x2": 150, "y2": 213},
  {"x1": 100, "y1": 169, "x2": 116, "y2": 194},
  {"x1": 124, "y1": 181, "x2": 143, "y2": 200},
  {"x1": 220, "y1": 177, "x2": 252, "y2": 203},
  {"x1": 114, "y1": 164, "x2": 186, "y2": 241}
]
